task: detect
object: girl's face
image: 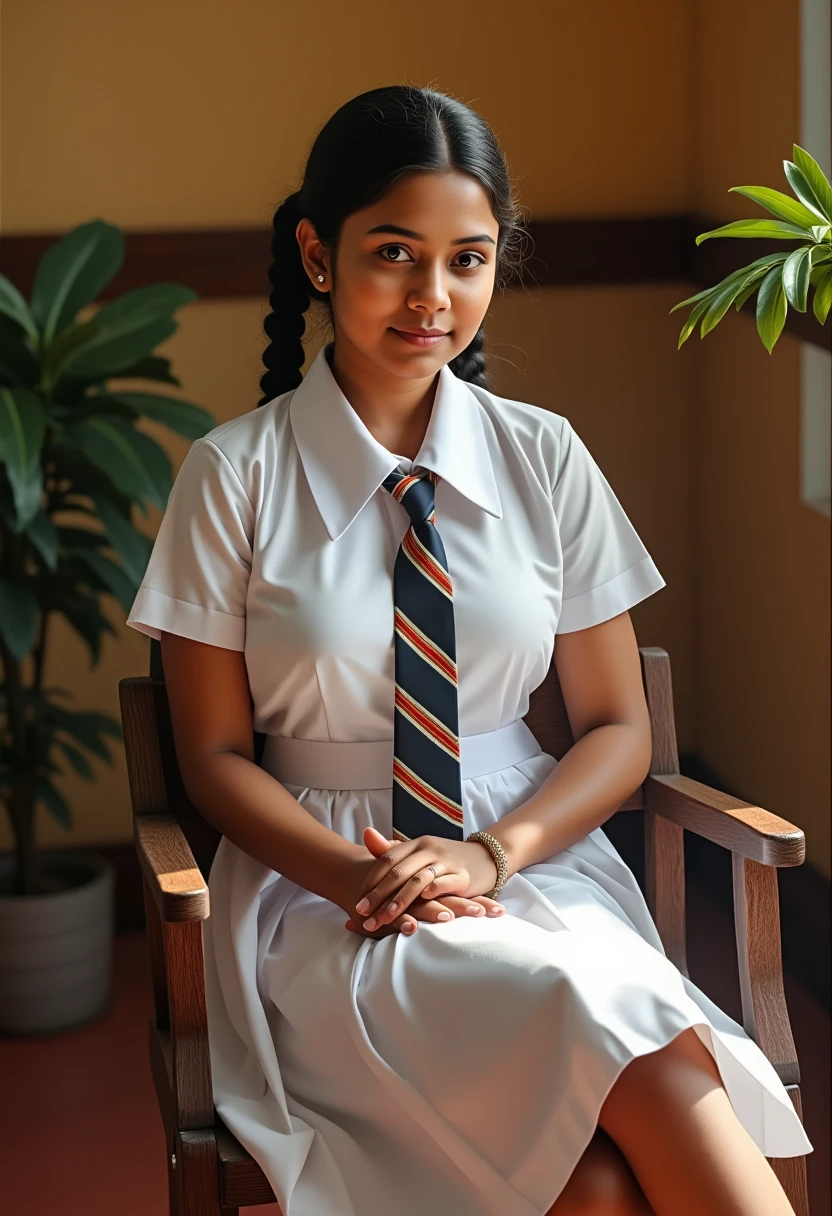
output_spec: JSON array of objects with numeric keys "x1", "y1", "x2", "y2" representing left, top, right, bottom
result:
[{"x1": 297, "y1": 169, "x2": 500, "y2": 381}]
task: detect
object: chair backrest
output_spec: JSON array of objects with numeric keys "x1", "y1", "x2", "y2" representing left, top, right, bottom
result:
[{"x1": 121, "y1": 637, "x2": 648, "y2": 880}]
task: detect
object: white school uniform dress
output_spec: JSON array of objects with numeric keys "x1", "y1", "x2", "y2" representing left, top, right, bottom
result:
[{"x1": 127, "y1": 341, "x2": 812, "y2": 1216}]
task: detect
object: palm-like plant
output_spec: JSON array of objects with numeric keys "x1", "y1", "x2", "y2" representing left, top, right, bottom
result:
[
  {"x1": 0, "y1": 219, "x2": 217, "y2": 896},
  {"x1": 671, "y1": 144, "x2": 832, "y2": 351}
]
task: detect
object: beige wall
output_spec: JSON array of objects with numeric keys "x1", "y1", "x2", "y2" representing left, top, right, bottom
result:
[{"x1": 1, "y1": 0, "x2": 828, "y2": 875}]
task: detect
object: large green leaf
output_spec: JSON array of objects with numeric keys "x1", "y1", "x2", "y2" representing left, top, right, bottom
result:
[
  {"x1": 24, "y1": 510, "x2": 60, "y2": 571},
  {"x1": 30, "y1": 220, "x2": 125, "y2": 346},
  {"x1": 0, "y1": 387, "x2": 47, "y2": 530},
  {"x1": 0, "y1": 314, "x2": 39, "y2": 388},
  {"x1": 90, "y1": 491, "x2": 152, "y2": 584},
  {"x1": 44, "y1": 703, "x2": 121, "y2": 762},
  {"x1": 782, "y1": 246, "x2": 815, "y2": 312},
  {"x1": 813, "y1": 267, "x2": 832, "y2": 325},
  {"x1": 0, "y1": 275, "x2": 39, "y2": 344},
  {"x1": 53, "y1": 283, "x2": 195, "y2": 380},
  {"x1": 783, "y1": 162, "x2": 830, "y2": 225},
  {"x1": 0, "y1": 577, "x2": 40, "y2": 660},
  {"x1": 700, "y1": 271, "x2": 762, "y2": 337},
  {"x1": 790, "y1": 145, "x2": 832, "y2": 223},
  {"x1": 64, "y1": 414, "x2": 173, "y2": 509},
  {"x1": 695, "y1": 219, "x2": 814, "y2": 245},
  {"x1": 56, "y1": 739, "x2": 95, "y2": 781},
  {"x1": 47, "y1": 583, "x2": 118, "y2": 666},
  {"x1": 56, "y1": 316, "x2": 178, "y2": 381},
  {"x1": 728, "y1": 186, "x2": 823, "y2": 230},
  {"x1": 756, "y1": 265, "x2": 788, "y2": 353},
  {"x1": 106, "y1": 354, "x2": 181, "y2": 387},
  {"x1": 72, "y1": 548, "x2": 137, "y2": 612},
  {"x1": 676, "y1": 296, "x2": 712, "y2": 349},
  {"x1": 34, "y1": 774, "x2": 72, "y2": 829},
  {"x1": 106, "y1": 391, "x2": 216, "y2": 440},
  {"x1": 668, "y1": 252, "x2": 787, "y2": 316}
]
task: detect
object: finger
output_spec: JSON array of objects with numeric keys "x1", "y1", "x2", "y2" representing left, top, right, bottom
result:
[
  {"x1": 347, "y1": 911, "x2": 419, "y2": 940},
  {"x1": 437, "y1": 894, "x2": 506, "y2": 918},
  {"x1": 419, "y1": 870, "x2": 469, "y2": 900},
  {"x1": 361, "y1": 865, "x2": 441, "y2": 929}
]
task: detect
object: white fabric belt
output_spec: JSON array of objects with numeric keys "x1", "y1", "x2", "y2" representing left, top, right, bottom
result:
[{"x1": 261, "y1": 717, "x2": 543, "y2": 790}]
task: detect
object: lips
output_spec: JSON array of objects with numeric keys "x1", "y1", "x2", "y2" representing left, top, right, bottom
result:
[{"x1": 391, "y1": 328, "x2": 450, "y2": 348}]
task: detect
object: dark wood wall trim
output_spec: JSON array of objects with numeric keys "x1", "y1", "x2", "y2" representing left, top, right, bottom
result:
[{"x1": 1, "y1": 215, "x2": 829, "y2": 351}]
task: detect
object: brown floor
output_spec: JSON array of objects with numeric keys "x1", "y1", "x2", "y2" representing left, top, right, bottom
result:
[{"x1": 0, "y1": 882, "x2": 828, "y2": 1216}]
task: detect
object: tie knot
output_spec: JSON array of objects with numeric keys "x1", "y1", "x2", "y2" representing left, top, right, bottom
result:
[{"x1": 382, "y1": 469, "x2": 436, "y2": 525}]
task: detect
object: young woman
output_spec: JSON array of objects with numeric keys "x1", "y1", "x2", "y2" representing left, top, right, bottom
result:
[{"x1": 127, "y1": 85, "x2": 812, "y2": 1216}]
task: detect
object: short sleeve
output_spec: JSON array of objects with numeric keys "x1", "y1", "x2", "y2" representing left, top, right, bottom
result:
[
  {"x1": 553, "y1": 418, "x2": 665, "y2": 634},
  {"x1": 126, "y1": 437, "x2": 254, "y2": 650}
]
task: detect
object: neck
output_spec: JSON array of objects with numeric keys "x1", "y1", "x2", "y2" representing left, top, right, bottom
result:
[{"x1": 327, "y1": 340, "x2": 440, "y2": 460}]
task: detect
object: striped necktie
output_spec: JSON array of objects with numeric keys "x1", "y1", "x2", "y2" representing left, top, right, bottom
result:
[{"x1": 381, "y1": 468, "x2": 463, "y2": 843}]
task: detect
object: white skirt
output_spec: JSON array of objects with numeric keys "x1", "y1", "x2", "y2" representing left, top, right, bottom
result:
[{"x1": 203, "y1": 719, "x2": 813, "y2": 1216}]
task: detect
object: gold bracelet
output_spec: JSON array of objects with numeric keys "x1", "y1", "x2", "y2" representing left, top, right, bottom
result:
[{"x1": 465, "y1": 830, "x2": 508, "y2": 899}]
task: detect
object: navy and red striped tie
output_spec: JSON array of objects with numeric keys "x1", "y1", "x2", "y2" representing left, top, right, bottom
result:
[{"x1": 381, "y1": 469, "x2": 464, "y2": 842}]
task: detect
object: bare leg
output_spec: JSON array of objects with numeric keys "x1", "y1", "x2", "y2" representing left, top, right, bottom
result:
[
  {"x1": 545, "y1": 1127, "x2": 653, "y2": 1214},
  {"x1": 597, "y1": 1025, "x2": 795, "y2": 1216}
]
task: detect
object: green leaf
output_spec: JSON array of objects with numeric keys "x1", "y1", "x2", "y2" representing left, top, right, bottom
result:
[
  {"x1": 782, "y1": 246, "x2": 815, "y2": 312},
  {"x1": 0, "y1": 577, "x2": 40, "y2": 659},
  {"x1": 0, "y1": 314, "x2": 39, "y2": 388},
  {"x1": 728, "y1": 185, "x2": 823, "y2": 230},
  {"x1": 90, "y1": 491, "x2": 152, "y2": 584},
  {"x1": 677, "y1": 296, "x2": 712, "y2": 349},
  {"x1": 734, "y1": 275, "x2": 763, "y2": 310},
  {"x1": 0, "y1": 387, "x2": 46, "y2": 530},
  {"x1": 30, "y1": 220, "x2": 125, "y2": 346},
  {"x1": 756, "y1": 265, "x2": 788, "y2": 353},
  {"x1": 45, "y1": 704, "x2": 121, "y2": 762},
  {"x1": 783, "y1": 162, "x2": 830, "y2": 225},
  {"x1": 813, "y1": 267, "x2": 832, "y2": 325},
  {"x1": 52, "y1": 283, "x2": 195, "y2": 380},
  {"x1": 106, "y1": 355, "x2": 181, "y2": 387},
  {"x1": 24, "y1": 510, "x2": 60, "y2": 571},
  {"x1": 35, "y1": 774, "x2": 72, "y2": 829},
  {"x1": 700, "y1": 272, "x2": 758, "y2": 337},
  {"x1": 46, "y1": 584, "x2": 118, "y2": 666},
  {"x1": 0, "y1": 274, "x2": 39, "y2": 344},
  {"x1": 695, "y1": 219, "x2": 814, "y2": 245},
  {"x1": 43, "y1": 318, "x2": 103, "y2": 384},
  {"x1": 72, "y1": 548, "x2": 137, "y2": 613},
  {"x1": 791, "y1": 145, "x2": 832, "y2": 223},
  {"x1": 107, "y1": 391, "x2": 217, "y2": 440},
  {"x1": 65, "y1": 414, "x2": 173, "y2": 509},
  {"x1": 668, "y1": 253, "x2": 787, "y2": 315},
  {"x1": 56, "y1": 739, "x2": 95, "y2": 781}
]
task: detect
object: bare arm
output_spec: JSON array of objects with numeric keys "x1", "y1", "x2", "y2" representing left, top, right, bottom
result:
[
  {"x1": 488, "y1": 611, "x2": 653, "y2": 878},
  {"x1": 159, "y1": 631, "x2": 364, "y2": 903}
]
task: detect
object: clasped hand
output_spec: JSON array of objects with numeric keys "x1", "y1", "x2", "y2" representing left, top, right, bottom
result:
[{"x1": 342, "y1": 825, "x2": 506, "y2": 939}]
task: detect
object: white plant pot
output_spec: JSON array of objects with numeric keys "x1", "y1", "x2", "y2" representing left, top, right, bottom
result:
[{"x1": 0, "y1": 851, "x2": 116, "y2": 1035}]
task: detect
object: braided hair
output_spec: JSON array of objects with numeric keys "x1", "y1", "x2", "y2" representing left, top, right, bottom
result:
[{"x1": 257, "y1": 85, "x2": 528, "y2": 407}]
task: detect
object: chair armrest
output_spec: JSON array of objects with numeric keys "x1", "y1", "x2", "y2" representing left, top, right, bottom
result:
[
  {"x1": 135, "y1": 813, "x2": 210, "y2": 923},
  {"x1": 644, "y1": 774, "x2": 805, "y2": 867}
]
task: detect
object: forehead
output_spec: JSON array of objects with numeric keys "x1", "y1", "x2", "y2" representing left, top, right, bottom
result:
[{"x1": 347, "y1": 170, "x2": 498, "y2": 237}]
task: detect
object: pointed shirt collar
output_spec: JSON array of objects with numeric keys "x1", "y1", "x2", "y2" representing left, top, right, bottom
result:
[{"x1": 289, "y1": 342, "x2": 502, "y2": 541}]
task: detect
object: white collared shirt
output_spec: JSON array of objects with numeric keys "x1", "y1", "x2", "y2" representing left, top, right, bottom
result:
[{"x1": 126, "y1": 341, "x2": 665, "y2": 739}]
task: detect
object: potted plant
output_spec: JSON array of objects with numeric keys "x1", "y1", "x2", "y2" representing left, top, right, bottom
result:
[
  {"x1": 671, "y1": 144, "x2": 832, "y2": 349},
  {"x1": 0, "y1": 218, "x2": 216, "y2": 1034}
]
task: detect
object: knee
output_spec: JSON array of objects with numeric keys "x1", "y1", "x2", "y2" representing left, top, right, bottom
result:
[{"x1": 548, "y1": 1128, "x2": 650, "y2": 1215}]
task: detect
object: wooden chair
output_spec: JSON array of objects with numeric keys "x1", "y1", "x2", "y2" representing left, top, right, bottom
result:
[{"x1": 119, "y1": 642, "x2": 811, "y2": 1215}]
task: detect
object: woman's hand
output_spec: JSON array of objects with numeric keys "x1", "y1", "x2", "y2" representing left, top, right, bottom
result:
[
  {"x1": 335, "y1": 827, "x2": 505, "y2": 940},
  {"x1": 350, "y1": 825, "x2": 503, "y2": 933}
]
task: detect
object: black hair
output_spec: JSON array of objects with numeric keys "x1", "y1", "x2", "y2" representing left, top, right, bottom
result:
[{"x1": 257, "y1": 84, "x2": 528, "y2": 407}]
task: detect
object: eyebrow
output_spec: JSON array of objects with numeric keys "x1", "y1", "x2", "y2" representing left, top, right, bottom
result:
[{"x1": 365, "y1": 223, "x2": 496, "y2": 246}]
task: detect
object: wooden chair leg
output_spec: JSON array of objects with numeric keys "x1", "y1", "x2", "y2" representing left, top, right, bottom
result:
[{"x1": 173, "y1": 1129, "x2": 222, "y2": 1216}]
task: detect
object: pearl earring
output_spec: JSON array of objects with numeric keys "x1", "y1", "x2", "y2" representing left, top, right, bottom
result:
[{"x1": 316, "y1": 274, "x2": 325, "y2": 283}]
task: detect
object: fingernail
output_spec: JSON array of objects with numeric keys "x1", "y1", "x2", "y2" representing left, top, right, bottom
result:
[
  {"x1": 403, "y1": 922, "x2": 416, "y2": 932},
  {"x1": 387, "y1": 902, "x2": 398, "y2": 914},
  {"x1": 437, "y1": 911, "x2": 451, "y2": 921},
  {"x1": 467, "y1": 906, "x2": 483, "y2": 915},
  {"x1": 356, "y1": 898, "x2": 369, "y2": 914},
  {"x1": 364, "y1": 917, "x2": 377, "y2": 930}
]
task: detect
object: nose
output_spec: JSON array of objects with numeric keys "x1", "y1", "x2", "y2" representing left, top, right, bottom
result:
[{"x1": 407, "y1": 260, "x2": 451, "y2": 314}]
